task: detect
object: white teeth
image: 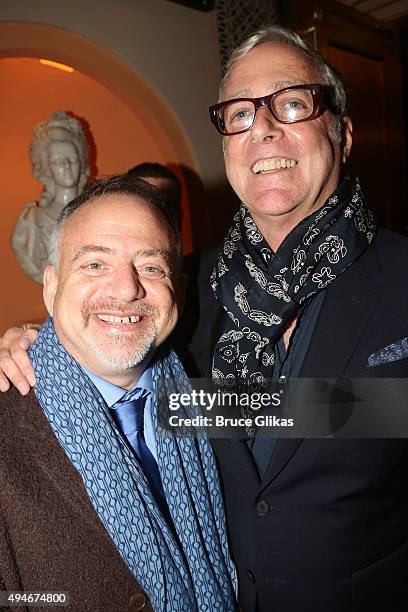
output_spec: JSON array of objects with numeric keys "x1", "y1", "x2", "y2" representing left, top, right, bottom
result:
[
  {"x1": 97, "y1": 314, "x2": 141, "y2": 324},
  {"x1": 251, "y1": 158, "x2": 297, "y2": 174}
]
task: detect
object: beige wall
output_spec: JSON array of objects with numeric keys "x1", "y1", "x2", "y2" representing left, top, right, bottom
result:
[
  {"x1": 0, "y1": 56, "x2": 194, "y2": 330},
  {"x1": 0, "y1": 0, "x2": 234, "y2": 330},
  {"x1": 0, "y1": 0, "x2": 226, "y2": 187}
]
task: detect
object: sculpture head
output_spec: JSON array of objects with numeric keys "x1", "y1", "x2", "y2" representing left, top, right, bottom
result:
[{"x1": 30, "y1": 111, "x2": 90, "y2": 207}]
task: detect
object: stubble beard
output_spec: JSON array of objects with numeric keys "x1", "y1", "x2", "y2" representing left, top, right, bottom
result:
[
  {"x1": 88, "y1": 323, "x2": 158, "y2": 370},
  {"x1": 82, "y1": 299, "x2": 159, "y2": 370}
]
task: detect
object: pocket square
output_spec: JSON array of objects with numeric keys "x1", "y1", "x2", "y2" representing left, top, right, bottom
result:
[{"x1": 367, "y1": 337, "x2": 408, "y2": 367}]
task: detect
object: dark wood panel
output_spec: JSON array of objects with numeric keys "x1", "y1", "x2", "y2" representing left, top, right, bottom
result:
[
  {"x1": 327, "y1": 45, "x2": 389, "y2": 225},
  {"x1": 282, "y1": 0, "x2": 408, "y2": 233}
]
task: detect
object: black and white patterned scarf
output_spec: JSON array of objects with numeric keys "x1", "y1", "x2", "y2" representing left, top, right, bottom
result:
[{"x1": 212, "y1": 177, "x2": 376, "y2": 384}]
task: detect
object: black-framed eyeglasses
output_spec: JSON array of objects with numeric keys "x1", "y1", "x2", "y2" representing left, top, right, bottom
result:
[{"x1": 209, "y1": 84, "x2": 331, "y2": 136}]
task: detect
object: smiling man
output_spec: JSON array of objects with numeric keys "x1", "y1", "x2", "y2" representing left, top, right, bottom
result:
[
  {"x1": 44, "y1": 186, "x2": 178, "y2": 386},
  {"x1": 188, "y1": 26, "x2": 408, "y2": 612},
  {"x1": 0, "y1": 175, "x2": 237, "y2": 612},
  {"x1": 219, "y1": 47, "x2": 351, "y2": 250}
]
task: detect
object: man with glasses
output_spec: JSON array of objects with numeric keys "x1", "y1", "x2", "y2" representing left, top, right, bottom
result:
[
  {"x1": 1, "y1": 25, "x2": 408, "y2": 612},
  {"x1": 184, "y1": 26, "x2": 408, "y2": 612}
]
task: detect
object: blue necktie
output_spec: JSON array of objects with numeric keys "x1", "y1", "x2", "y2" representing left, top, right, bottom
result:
[{"x1": 111, "y1": 396, "x2": 173, "y2": 525}]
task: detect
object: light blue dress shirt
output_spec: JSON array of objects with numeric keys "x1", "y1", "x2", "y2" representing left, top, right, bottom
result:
[{"x1": 81, "y1": 365, "x2": 158, "y2": 460}]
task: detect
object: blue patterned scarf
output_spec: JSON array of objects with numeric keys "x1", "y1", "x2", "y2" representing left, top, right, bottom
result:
[{"x1": 31, "y1": 318, "x2": 237, "y2": 611}]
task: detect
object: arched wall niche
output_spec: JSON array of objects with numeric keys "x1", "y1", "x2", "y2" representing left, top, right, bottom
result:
[
  {"x1": 0, "y1": 22, "x2": 197, "y2": 171},
  {"x1": 0, "y1": 21, "x2": 195, "y2": 330}
]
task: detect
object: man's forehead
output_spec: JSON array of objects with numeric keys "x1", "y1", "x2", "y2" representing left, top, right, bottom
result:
[
  {"x1": 223, "y1": 43, "x2": 317, "y2": 99},
  {"x1": 83, "y1": 192, "x2": 148, "y2": 212},
  {"x1": 225, "y1": 79, "x2": 311, "y2": 100},
  {"x1": 62, "y1": 195, "x2": 171, "y2": 249},
  {"x1": 68, "y1": 193, "x2": 166, "y2": 228},
  {"x1": 70, "y1": 244, "x2": 172, "y2": 264}
]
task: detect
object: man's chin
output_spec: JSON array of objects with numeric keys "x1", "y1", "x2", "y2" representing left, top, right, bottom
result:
[
  {"x1": 87, "y1": 332, "x2": 157, "y2": 371},
  {"x1": 248, "y1": 193, "x2": 301, "y2": 219},
  {"x1": 93, "y1": 348, "x2": 153, "y2": 371}
]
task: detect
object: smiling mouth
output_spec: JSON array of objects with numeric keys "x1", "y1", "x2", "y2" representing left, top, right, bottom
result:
[
  {"x1": 251, "y1": 158, "x2": 298, "y2": 174},
  {"x1": 96, "y1": 314, "x2": 143, "y2": 325}
]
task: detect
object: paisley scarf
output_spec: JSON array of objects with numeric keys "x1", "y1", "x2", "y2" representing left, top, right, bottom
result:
[{"x1": 212, "y1": 177, "x2": 376, "y2": 384}]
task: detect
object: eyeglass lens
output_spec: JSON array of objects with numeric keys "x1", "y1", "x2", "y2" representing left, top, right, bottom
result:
[{"x1": 219, "y1": 87, "x2": 315, "y2": 134}]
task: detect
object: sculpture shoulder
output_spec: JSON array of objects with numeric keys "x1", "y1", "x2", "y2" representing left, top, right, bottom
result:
[
  {"x1": 11, "y1": 202, "x2": 52, "y2": 282},
  {"x1": 14, "y1": 201, "x2": 55, "y2": 232},
  {"x1": 12, "y1": 203, "x2": 47, "y2": 246},
  {"x1": 14, "y1": 201, "x2": 40, "y2": 224}
]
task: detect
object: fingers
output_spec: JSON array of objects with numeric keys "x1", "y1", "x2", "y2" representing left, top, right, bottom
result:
[
  {"x1": 0, "y1": 347, "x2": 31, "y2": 395},
  {"x1": 0, "y1": 327, "x2": 39, "y2": 395},
  {"x1": 10, "y1": 332, "x2": 37, "y2": 387},
  {"x1": 0, "y1": 368, "x2": 11, "y2": 392},
  {"x1": 13, "y1": 328, "x2": 39, "y2": 352},
  {"x1": 0, "y1": 326, "x2": 26, "y2": 350}
]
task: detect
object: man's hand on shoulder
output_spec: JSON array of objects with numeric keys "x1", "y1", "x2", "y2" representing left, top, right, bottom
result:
[{"x1": 0, "y1": 326, "x2": 39, "y2": 394}]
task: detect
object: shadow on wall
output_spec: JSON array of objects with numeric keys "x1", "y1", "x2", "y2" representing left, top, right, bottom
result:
[
  {"x1": 178, "y1": 163, "x2": 239, "y2": 251},
  {"x1": 77, "y1": 113, "x2": 98, "y2": 177}
]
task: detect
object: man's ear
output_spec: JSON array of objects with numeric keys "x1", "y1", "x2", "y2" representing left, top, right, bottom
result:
[
  {"x1": 43, "y1": 265, "x2": 58, "y2": 316},
  {"x1": 342, "y1": 116, "x2": 353, "y2": 163}
]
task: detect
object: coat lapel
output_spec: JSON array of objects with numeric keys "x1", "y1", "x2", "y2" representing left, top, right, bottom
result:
[
  {"x1": 300, "y1": 242, "x2": 383, "y2": 378},
  {"x1": 259, "y1": 242, "x2": 384, "y2": 490},
  {"x1": 212, "y1": 438, "x2": 261, "y2": 497}
]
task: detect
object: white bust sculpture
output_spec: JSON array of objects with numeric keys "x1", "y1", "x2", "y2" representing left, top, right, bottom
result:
[{"x1": 11, "y1": 111, "x2": 89, "y2": 283}]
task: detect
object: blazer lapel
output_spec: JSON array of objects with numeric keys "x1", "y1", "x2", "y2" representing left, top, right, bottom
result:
[
  {"x1": 212, "y1": 438, "x2": 261, "y2": 497},
  {"x1": 259, "y1": 242, "x2": 384, "y2": 490},
  {"x1": 300, "y1": 242, "x2": 383, "y2": 378}
]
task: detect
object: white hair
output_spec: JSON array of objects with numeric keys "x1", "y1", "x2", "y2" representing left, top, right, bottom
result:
[{"x1": 220, "y1": 25, "x2": 348, "y2": 142}]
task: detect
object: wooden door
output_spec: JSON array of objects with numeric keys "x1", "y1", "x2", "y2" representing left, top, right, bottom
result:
[{"x1": 282, "y1": 0, "x2": 407, "y2": 233}]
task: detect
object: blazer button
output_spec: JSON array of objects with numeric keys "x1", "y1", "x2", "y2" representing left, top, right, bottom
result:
[
  {"x1": 256, "y1": 499, "x2": 270, "y2": 516},
  {"x1": 128, "y1": 592, "x2": 148, "y2": 610},
  {"x1": 247, "y1": 570, "x2": 256, "y2": 583}
]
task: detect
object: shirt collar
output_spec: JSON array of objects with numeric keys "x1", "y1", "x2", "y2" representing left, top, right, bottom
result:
[{"x1": 81, "y1": 365, "x2": 154, "y2": 408}]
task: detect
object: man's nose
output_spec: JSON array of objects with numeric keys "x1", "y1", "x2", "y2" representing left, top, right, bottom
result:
[
  {"x1": 107, "y1": 266, "x2": 146, "y2": 302},
  {"x1": 250, "y1": 106, "x2": 284, "y2": 143}
]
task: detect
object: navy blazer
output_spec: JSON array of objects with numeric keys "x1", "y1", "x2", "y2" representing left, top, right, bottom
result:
[{"x1": 173, "y1": 228, "x2": 408, "y2": 612}]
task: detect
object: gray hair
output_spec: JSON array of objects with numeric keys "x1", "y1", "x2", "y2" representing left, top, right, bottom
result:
[
  {"x1": 48, "y1": 173, "x2": 183, "y2": 272},
  {"x1": 220, "y1": 25, "x2": 347, "y2": 142}
]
